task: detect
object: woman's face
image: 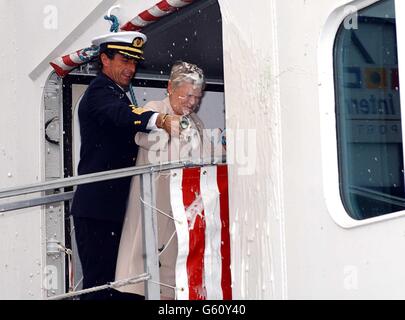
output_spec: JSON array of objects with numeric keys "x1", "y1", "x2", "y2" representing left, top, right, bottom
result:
[{"x1": 168, "y1": 81, "x2": 203, "y2": 115}]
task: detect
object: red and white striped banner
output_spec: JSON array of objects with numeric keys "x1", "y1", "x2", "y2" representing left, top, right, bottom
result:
[
  {"x1": 50, "y1": 0, "x2": 194, "y2": 78},
  {"x1": 121, "y1": 0, "x2": 194, "y2": 31},
  {"x1": 170, "y1": 165, "x2": 232, "y2": 300},
  {"x1": 50, "y1": 46, "x2": 100, "y2": 78}
]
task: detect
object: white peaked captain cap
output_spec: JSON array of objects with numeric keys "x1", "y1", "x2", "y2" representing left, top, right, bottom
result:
[{"x1": 92, "y1": 31, "x2": 147, "y2": 60}]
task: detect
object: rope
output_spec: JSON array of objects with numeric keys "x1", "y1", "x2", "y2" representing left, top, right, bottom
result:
[
  {"x1": 104, "y1": 14, "x2": 120, "y2": 33},
  {"x1": 78, "y1": 45, "x2": 100, "y2": 62},
  {"x1": 57, "y1": 243, "x2": 74, "y2": 292},
  {"x1": 149, "y1": 280, "x2": 177, "y2": 291},
  {"x1": 46, "y1": 273, "x2": 150, "y2": 300},
  {"x1": 129, "y1": 83, "x2": 138, "y2": 106},
  {"x1": 148, "y1": 280, "x2": 181, "y2": 300},
  {"x1": 140, "y1": 197, "x2": 183, "y2": 224},
  {"x1": 158, "y1": 230, "x2": 177, "y2": 257},
  {"x1": 74, "y1": 277, "x2": 83, "y2": 292}
]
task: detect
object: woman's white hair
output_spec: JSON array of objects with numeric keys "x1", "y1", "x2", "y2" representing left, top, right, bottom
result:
[{"x1": 169, "y1": 61, "x2": 205, "y2": 89}]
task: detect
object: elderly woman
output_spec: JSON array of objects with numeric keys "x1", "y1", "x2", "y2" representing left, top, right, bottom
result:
[{"x1": 114, "y1": 61, "x2": 224, "y2": 299}]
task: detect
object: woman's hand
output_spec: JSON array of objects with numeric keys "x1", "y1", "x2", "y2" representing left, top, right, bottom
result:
[{"x1": 156, "y1": 113, "x2": 181, "y2": 137}]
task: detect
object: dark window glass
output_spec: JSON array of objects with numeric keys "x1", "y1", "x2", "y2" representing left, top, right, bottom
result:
[{"x1": 334, "y1": 0, "x2": 405, "y2": 220}]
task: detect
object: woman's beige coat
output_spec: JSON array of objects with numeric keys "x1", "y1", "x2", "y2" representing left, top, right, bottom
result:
[{"x1": 115, "y1": 97, "x2": 223, "y2": 299}]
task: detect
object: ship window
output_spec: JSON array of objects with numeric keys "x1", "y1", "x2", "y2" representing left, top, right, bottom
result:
[{"x1": 334, "y1": 0, "x2": 405, "y2": 220}]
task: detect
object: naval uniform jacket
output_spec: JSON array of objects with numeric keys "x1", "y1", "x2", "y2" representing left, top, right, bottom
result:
[{"x1": 71, "y1": 73, "x2": 155, "y2": 223}]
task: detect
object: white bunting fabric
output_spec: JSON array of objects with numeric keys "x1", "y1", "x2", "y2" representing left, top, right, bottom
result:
[{"x1": 170, "y1": 165, "x2": 232, "y2": 300}]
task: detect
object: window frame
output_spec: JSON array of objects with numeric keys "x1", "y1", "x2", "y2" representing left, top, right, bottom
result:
[{"x1": 318, "y1": 0, "x2": 405, "y2": 228}]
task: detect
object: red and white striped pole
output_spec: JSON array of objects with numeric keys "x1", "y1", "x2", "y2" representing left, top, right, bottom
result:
[
  {"x1": 50, "y1": 0, "x2": 195, "y2": 78},
  {"x1": 50, "y1": 46, "x2": 100, "y2": 78},
  {"x1": 121, "y1": 0, "x2": 194, "y2": 31}
]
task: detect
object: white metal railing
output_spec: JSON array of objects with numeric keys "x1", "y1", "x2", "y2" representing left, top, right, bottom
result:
[
  {"x1": 0, "y1": 159, "x2": 218, "y2": 203},
  {"x1": 0, "y1": 158, "x2": 224, "y2": 213},
  {"x1": 0, "y1": 157, "x2": 224, "y2": 300}
]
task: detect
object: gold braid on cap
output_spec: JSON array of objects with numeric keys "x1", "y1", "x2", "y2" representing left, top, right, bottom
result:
[{"x1": 107, "y1": 44, "x2": 143, "y2": 55}]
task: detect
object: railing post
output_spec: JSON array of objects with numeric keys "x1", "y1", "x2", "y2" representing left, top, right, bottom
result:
[{"x1": 140, "y1": 172, "x2": 161, "y2": 300}]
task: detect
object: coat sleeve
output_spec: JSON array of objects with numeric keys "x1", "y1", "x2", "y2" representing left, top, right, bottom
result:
[
  {"x1": 135, "y1": 130, "x2": 169, "y2": 151},
  {"x1": 86, "y1": 84, "x2": 156, "y2": 132},
  {"x1": 134, "y1": 99, "x2": 170, "y2": 150}
]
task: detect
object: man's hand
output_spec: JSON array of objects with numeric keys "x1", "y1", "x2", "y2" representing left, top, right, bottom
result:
[{"x1": 156, "y1": 113, "x2": 181, "y2": 137}]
